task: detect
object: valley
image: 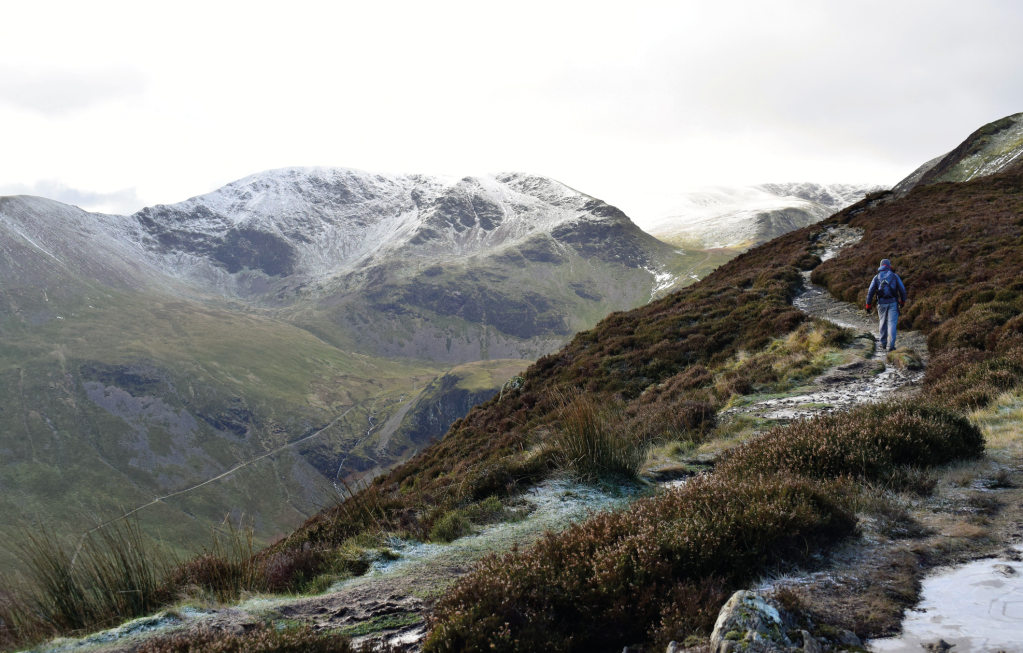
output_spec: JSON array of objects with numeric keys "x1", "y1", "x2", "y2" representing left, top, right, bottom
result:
[
  {"x1": 0, "y1": 169, "x2": 700, "y2": 568},
  {"x1": 5, "y1": 111, "x2": 1023, "y2": 653}
]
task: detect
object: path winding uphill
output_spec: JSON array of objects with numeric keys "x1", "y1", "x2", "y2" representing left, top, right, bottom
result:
[{"x1": 725, "y1": 225, "x2": 928, "y2": 423}]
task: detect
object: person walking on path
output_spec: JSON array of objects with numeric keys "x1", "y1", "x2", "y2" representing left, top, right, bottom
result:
[{"x1": 865, "y1": 258, "x2": 907, "y2": 351}]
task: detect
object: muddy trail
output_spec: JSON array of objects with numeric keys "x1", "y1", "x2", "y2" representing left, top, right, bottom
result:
[{"x1": 724, "y1": 225, "x2": 927, "y2": 424}]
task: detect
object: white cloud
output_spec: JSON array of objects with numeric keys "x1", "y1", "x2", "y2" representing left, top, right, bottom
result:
[
  {"x1": 0, "y1": 180, "x2": 144, "y2": 214},
  {"x1": 0, "y1": 65, "x2": 146, "y2": 116},
  {"x1": 0, "y1": 0, "x2": 1020, "y2": 221}
]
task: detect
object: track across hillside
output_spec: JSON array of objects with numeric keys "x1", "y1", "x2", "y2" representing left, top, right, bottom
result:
[{"x1": 723, "y1": 225, "x2": 928, "y2": 423}]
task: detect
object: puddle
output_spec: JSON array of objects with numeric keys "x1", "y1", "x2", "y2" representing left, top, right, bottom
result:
[{"x1": 869, "y1": 552, "x2": 1023, "y2": 652}]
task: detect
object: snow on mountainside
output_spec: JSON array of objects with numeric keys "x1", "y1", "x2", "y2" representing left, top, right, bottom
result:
[
  {"x1": 642, "y1": 182, "x2": 884, "y2": 250},
  {"x1": 129, "y1": 167, "x2": 631, "y2": 293},
  {"x1": 2, "y1": 167, "x2": 691, "y2": 362}
]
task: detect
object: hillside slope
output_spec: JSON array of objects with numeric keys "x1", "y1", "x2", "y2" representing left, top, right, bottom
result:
[
  {"x1": 892, "y1": 112, "x2": 1023, "y2": 195},
  {"x1": 277, "y1": 163, "x2": 1023, "y2": 649}
]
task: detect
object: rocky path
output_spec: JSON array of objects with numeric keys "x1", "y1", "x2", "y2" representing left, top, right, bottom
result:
[{"x1": 724, "y1": 225, "x2": 928, "y2": 423}]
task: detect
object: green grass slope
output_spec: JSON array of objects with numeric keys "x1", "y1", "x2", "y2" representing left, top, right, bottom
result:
[
  {"x1": 895, "y1": 112, "x2": 1023, "y2": 193},
  {"x1": 0, "y1": 280, "x2": 445, "y2": 570}
]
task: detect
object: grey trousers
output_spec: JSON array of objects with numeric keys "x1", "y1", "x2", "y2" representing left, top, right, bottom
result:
[{"x1": 878, "y1": 302, "x2": 899, "y2": 350}]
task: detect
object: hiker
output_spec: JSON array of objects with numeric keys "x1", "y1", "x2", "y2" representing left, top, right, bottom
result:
[{"x1": 865, "y1": 258, "x2": 907, "y2": 351}]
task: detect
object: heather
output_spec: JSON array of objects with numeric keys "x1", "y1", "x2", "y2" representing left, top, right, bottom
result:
[
  {"x1": 718, "y1": 401, "x2": 983, "y2": 483},
  {"x1": 423, "y1": 473, "x2": 855, "y2": 653},
  {"x1": 422, "y1": 401, "x2": 984, "y2": 652}
]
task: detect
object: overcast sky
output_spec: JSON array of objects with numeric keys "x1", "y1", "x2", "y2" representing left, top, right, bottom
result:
[{"x1": 1, "y1": 0, "x2": 1022, "y2": 224}]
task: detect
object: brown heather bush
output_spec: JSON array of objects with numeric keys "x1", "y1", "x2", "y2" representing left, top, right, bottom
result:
[
  {"x1": 925, "y1": 346, "x2": 1023, "y2": 409},
  {"x1": 424, "y1": 398, "x2": 985, "y2": 652},
  {"x1": 718, "y1": 401, "x2": 984, "y2": 483},
  {"x1": 649, "y1": 578, "x2": 731, "y2": 651},
  {"x1": 133, "y1": 623, "x2": 406, "y2": 653},
  {"x1": 423, "y1": 473, "x2": 856, "y2": 653}
]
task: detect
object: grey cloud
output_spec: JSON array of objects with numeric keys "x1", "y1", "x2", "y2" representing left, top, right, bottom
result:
[
  {"x1": 0, "y1": 180, "x2": 144, "y2": 215},
  {"x1": 0, "y1": 65, "x2": 147, "y2": 116}
]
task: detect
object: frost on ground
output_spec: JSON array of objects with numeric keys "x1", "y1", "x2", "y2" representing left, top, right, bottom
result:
[{"x1": 34, "y1": 481, "x2": 630, "y2": 653}]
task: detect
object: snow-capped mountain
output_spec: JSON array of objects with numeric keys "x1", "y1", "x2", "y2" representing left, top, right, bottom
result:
[
  {"x1": 2, "y1": 167, "x2": 694, "y2": 362},
  {"x1": 123, "y1": 168, "x2": 654, "y2": 292},
  {"x1": 642, "y1": 182, "x2": 885, "y2": 250}
]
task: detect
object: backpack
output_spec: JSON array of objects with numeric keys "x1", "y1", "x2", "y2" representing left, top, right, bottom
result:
[{"x1": 877, "y1": 271, "x2": 898, "y2": 300}]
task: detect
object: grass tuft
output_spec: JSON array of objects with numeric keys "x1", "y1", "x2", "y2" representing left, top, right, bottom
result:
[{"x1": 547, "y1": 391, "x2": 647, "y2": 481}]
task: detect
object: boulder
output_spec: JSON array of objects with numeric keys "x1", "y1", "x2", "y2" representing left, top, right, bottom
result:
[{"x1": 708, "y1": 590, "x2": 799, "y2": 652}]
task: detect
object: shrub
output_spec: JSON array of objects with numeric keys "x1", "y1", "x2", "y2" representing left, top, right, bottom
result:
[
  {"x1": 718, "y1": 401, "x2": 984, "y2": 483},
  {"x1": 169, "y1": 520, "x2": 263, "y2": 601},
  {"x1": 649, "y1": 578, "x2": 731, "y2": 651},
  {"x1": 423, "y1": 473, "x2": 855, "y2": 653},
  {"x1": 926, "y1": 347, "x2": 1023, "y2": 409},
  {"x1": 429, "y1": 512, "x2": 473, "y2": 543}
]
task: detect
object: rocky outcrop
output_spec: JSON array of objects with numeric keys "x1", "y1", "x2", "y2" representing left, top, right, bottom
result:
[{"x1": 690, "y1": 590, "x2": 861, "y2": 653}]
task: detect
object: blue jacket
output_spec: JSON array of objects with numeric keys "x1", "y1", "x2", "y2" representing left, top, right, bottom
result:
[{"x1": 867, "y1": 264, "x2": 907, "y2": 305}]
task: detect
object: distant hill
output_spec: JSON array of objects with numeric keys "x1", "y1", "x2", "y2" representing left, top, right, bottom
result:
[
  {"x1": 892, "y1": 112, "x2": 1023, "y2": 195},
  {"x1": 644, "y1": 182, "x2": 884, "y2": 250}
]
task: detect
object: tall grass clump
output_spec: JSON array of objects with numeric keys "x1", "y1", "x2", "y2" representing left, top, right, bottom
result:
[
  {"x1": 169, "y1": 519, "x2": 262, "y2": 601},
  {"x1": 718, "y1": 400, "x2": 984, "y2": 483},
  {"x1": 548, "y1": 391, "x2": 647, "y2": 481},
  {"x1": 423, "y1": 472, "x2": 855, "y2": 653},
  {"x1": 0, "y1": 518, "x2": 172, "y2": 647}
]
